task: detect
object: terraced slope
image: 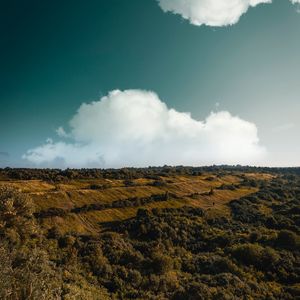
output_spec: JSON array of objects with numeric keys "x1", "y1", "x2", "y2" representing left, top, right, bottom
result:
[{"x1": 0, "y1": 172, "x2": 272, "y2": 235}]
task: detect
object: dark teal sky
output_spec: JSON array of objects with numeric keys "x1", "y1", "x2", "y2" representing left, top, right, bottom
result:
[{"x1": 1, "y1": 0, "x2": 300, "y2": 167}]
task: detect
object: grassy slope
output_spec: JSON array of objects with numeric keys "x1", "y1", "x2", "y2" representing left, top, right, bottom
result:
[{"x1": 0, "y1": 173, "x2": 271, "y2": 235}]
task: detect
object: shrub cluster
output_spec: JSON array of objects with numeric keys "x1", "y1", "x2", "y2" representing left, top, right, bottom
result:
[{"x1": 1, "y1": 168, "x2": 300, "y2": 299}]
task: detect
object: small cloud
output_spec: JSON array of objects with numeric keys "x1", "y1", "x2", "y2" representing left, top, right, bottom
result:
[
  {"x1": 290, "y1": 0, "x2": 300, "y2": 12},
  {"x1": 56, "y1": 126, "x2": 70, "y2": 138},
  {"x1": 23, "y1": 89, "x2": 266, "y2": 168},
  {"x1": 46, "y1": 138, "x2": 54, "y2": 144}
]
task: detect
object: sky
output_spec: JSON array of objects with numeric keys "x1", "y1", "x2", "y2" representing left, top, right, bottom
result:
[{"x1": 1, "y1": 0, "x2": 300, "y2": 168}]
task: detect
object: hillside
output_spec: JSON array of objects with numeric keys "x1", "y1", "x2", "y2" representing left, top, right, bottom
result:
[
  {"x1": 0, "y1": 171, "x2": 268, "y2": 235},
  {"x1": 0, "y1": 167, "x2": 300, "y2": 299}
]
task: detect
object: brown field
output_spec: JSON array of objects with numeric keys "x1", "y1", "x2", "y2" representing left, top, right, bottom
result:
[{"x1": 0, "y1": 172, "x2": 271, "y2": 235}]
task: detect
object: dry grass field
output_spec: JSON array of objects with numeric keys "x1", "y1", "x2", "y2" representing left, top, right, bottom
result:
[
  {"x1": 2, "y1": 167, "x2": 300, "y2": 299},
  {"x1": 0, "y1": 172, "x2": 270, "y2": 235}
]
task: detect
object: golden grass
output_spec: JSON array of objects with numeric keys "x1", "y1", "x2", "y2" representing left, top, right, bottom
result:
[
  {"x1": 0, "y1": 173, "x2": 270, "y2": 234},
  {"x1": 0, "y1": 180, "x2": 55, "y2": 193},
  {"x1": 41, "y1": 213, "x2": 98, "y2": 235},
  {"x1": 244, "y1": 173, "x2": 276, "y2": 180}
]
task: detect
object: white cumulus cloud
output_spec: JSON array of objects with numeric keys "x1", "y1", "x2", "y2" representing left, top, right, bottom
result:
[
  {"x1": 157, "y1": 0, "x2": 300, "y2": 27},
  {"x1": 23, "y1": 89, "x2": 266, "y2": 168},
  {"x1": 157, "y1": 0, "x2": 272, "y2": 27}
]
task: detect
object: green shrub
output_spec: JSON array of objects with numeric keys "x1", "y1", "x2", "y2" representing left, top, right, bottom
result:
[
  {"x1": 231, "y1": 244, "x2": 279, "y2": 270},
  {"x1": 276, "y1": 230, "x2": 300, "y2": 250},
  {"x1": 152, "y1": 253, "x2": 173, "y2": 274}
]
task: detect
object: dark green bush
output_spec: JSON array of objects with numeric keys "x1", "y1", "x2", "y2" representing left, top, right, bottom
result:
[{"x1": 276, "y1": 230, "x2": 300, "y2": 250}]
